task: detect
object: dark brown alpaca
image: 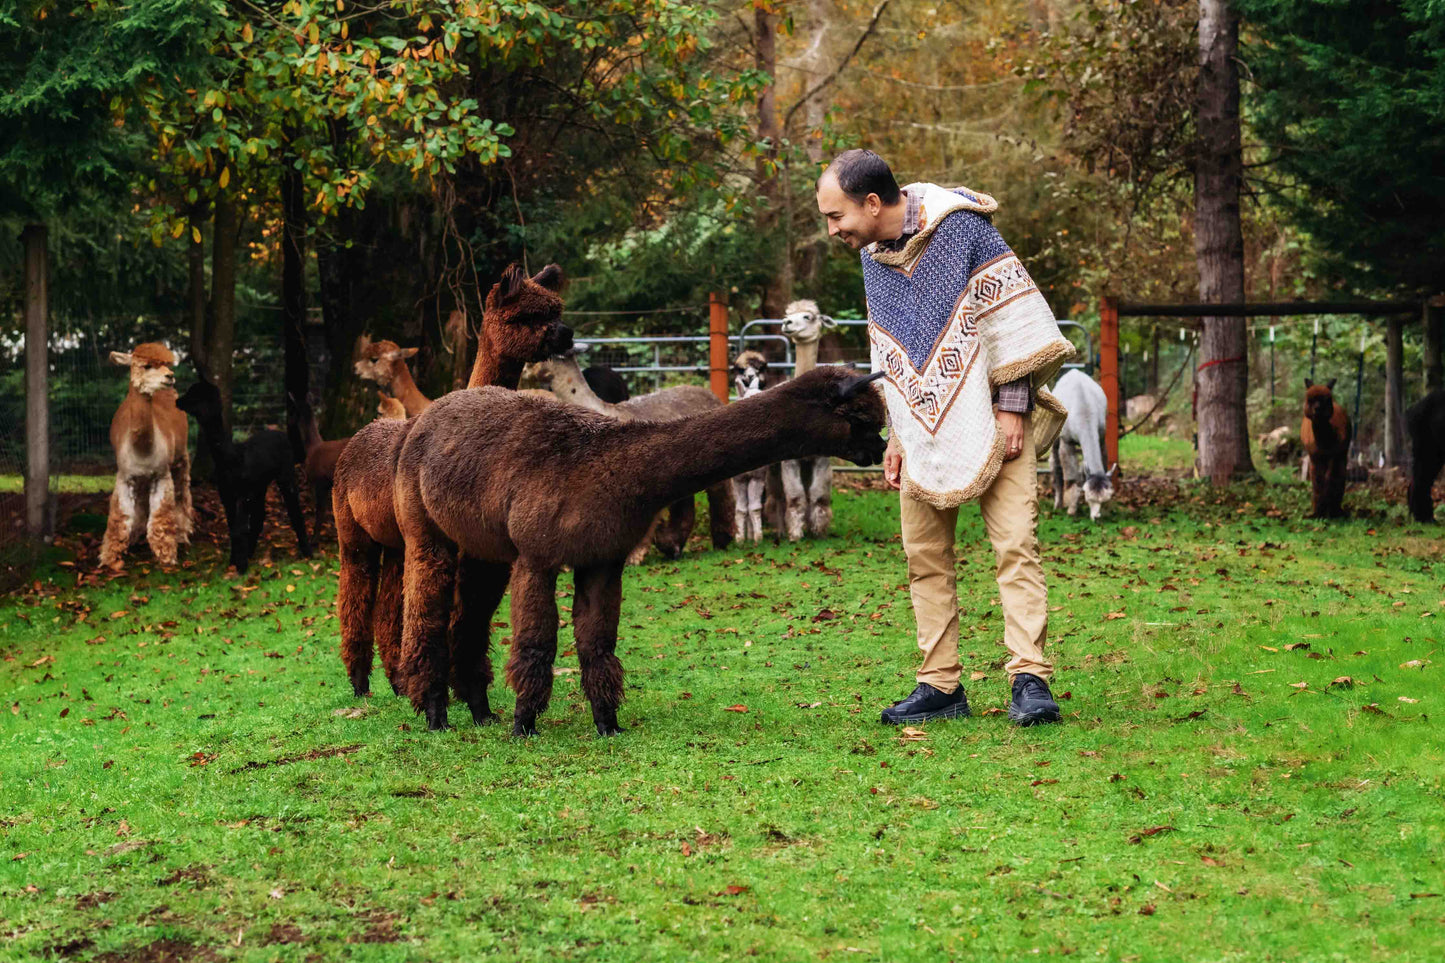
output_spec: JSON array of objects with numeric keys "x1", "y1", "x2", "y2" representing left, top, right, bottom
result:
[
  {"x1": 392, "y1": 367, "x2": 888, "y2": 735},
  {"x1": 332, "y1": 264, "x2": 572, "y2": 702},
  {"x1": 1301, "y1": 378, "x2": 1352, "y2": 519}
]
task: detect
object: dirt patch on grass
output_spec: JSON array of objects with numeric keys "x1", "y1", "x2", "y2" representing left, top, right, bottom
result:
[
  {"x1": 229, "y1": 744, "x2": 364, "y2": 773},
  {"x1": 75, "y1": 891, "x2": 116, "y2": 909},
  {"x1": 92, "y1": 938, "x2": 219, "y2": 963},
  {"x1": 155, "y1": 866, "x2": 212, "y2": 889},
  {"x1": 262, "y1": 923, "x2": 305, "y2": 945},
  {"x1": 42, "y1": 935, "x2": 95, "y2": 958},
  {"x1": 346, "y1": 910, "x2": 402, "y2": 944}
]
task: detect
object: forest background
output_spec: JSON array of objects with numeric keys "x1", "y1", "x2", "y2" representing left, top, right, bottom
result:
[{"x1": 1, "y1": 0, "x2": 1441, "y2": 466}]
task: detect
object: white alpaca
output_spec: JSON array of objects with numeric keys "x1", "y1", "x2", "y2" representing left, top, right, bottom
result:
[
  {"x1": 766, "y1": 299, "x2": 839, "y2": 540},
  {"x1": 1050, "y1": 368, "x2": 1115, "y2": 520},
  {"x1": 729, "y1": 351, "x2": 769, "y2": 542}
]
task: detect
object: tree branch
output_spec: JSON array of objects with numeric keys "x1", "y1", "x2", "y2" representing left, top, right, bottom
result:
[{"x1": 781, "y1": 0, "x2": 891, "y2": 135}]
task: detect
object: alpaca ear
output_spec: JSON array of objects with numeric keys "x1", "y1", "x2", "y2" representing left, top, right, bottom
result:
[
  {"x1": 110, "y1": 351, "x2": 133, "y2": 367},
  {"x1": 399, "y1": 346, "x2": 420, "y2": 360},
  {"x1": 836, "y1": 369, "x2": 885, "y2": 400},
  {"x1": 1304, "y1": 378, "x2": 1313, "y2": 389},
  {"x1": 531, "y1": 263, "x2": 565, "y2": 292},
  {"x1": 819, "y1": 314, "x2": 838, "y2": 330},
  {"x1": 1327, "y1": 378, "x2": 1336, "y2": 391},
  {"x1": 496, "y1": 263, "x2": 527, "y2": 303}
]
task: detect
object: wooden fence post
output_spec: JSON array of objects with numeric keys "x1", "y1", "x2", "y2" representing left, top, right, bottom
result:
[
  {"x1": 1424, "y1": 296, "x2": 1443, "y2": 392},
  {"x1": 1100, "y1": 297, "x2": 1119, "y2": 475},
  {"x1": 1385, "y1": 315, "x2": 1406, "y2": 467},
  {"x1": 23, "y1": 223, "x2": 50, "y2": 539},
  {"x1": 708, "y1": 292, "x2": 729, "y2": 403}
]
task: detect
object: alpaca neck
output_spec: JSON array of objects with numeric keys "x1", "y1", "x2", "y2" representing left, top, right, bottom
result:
[
  {"x1": 388, "y1": 362, "x2": 429, "y2": 413},
  {"x1": 548, "y1": 357, "x2": 612, "y2": 414},
  {"x1": 125, "y1": 389, "x2": 161, "y2": 451},
  {"x1": 467, "y1": 334, "x2": 525, "y2": 391},
  {"x1": 1077, "y1": 417, "x2": 1107, "y2": 477},
  {"x1": 194, "y1": 411, "x2": 237, "y2": 466},
  {"x1": 299, "y1": 407, "x2": 323, "y2": 454},
  {"x1": 1309, "y1": 408, "x2": 1341, "y2": 447},
  {"x1": 793, "y1": 338, "x2": 820, "y2": 376},
  {"x1": 631, "y1": 388, "x2": 829, "y2": 507}
]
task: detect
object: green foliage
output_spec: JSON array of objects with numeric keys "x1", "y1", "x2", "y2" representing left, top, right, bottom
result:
[{"x1": 1238, "y1": 0, "x2": 1445, "y2": 293}]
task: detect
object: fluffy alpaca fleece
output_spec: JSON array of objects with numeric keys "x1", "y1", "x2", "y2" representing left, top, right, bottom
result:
[
  {"x1": 729, "y1": 351, "x2": 770, "y2": 542},
  {"x1": 392, "y1": 367, "x2": 888, "y2": 735},
  {"x1": 525, "y1": 349, "x2": 735, "y2": 560},
  {"x1": 376, "y1": 391, "x2": 407, "y2": 420},
  {"x1": 1301, "y1": 379, "x2": 1352, "y2": 519},
  {"x1": 354, "y1": 336, "x2": 430, "y2": 415},
  {"x1": 582, "y1": 364, "x2": 629, "y2": 403},
  {"x1": 766, "y1": 299, "x2": 840, "y2": 540},
  {"x1": 1049, "y1": 369, "x2": 1114, "y2": 520},
  {"x1": 331, "y1": 263, "x2": 572, "y2": 704},
  {"x1": 1407, "y1": 388, "x2": 1445, "y2": 522},
  {"x1": 290, "y1": 393, "x2": 351, "y2": 541},
  {"x1": 176, "y1": 379, "x2": 311, "y2": 572},
  {"x1": 99, "y1": 343, "x2": 193, "y2": 569}
]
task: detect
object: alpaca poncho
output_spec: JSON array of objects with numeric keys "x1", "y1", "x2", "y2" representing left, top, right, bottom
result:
[{"x1": 865, "y1": 183, "x2": 1074, "y2": 508}]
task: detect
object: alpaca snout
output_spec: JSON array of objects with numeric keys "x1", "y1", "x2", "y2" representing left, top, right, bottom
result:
[{"x1": 544, "y1": 322, "x2": 574, "y2": 357}]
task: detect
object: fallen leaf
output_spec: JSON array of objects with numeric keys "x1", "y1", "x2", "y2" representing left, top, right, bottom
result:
[
  {"x1": 897, "y1": 727, "x2": 928, "y2": 742},
  {"x1": 970, "y1": 671, "x2": 988, "y2": 681},
  {"x1": 724, "y1": 705, "x2": 748, "y2": 713},
  {"x1": 1399, "y1": 696, "x2": 1419, "y2": 704},
  {"x1": 1104, "y1": 610, "x2": 1127, "y2": 621},
  {"x1": 722, "y1": 885, "x2": 749, "y2": 896},
  {"x1": 680, "y1": 841, "x2": 692, "y2": 857},
  {"x1": 1329, "y1": 677, "x2": 1354, "y2": 688},
  {"x1": 812, "y1": 609, "x2": 839, "y2": 623},
  {"x1": 1289, "y1": 681, "x2": 1309, "y2": 690},
  {"x1": 1139, "y1": 903, "x2": 1156, "y2": 916},
  {"x1": 1200, "y1": 856, "x2": 1223, "y2": 867},
  {"x1": 1400, "y1": 660, "x2": 1431, "y2": 670}
]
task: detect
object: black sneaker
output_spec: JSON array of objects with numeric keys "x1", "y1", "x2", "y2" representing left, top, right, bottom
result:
[
  {"x1": 881, "y1": 682, "x2": 970, "y2": 725},
  {"x1": 1009, "y1": 672, "x2": 1062, "y2": 726}
]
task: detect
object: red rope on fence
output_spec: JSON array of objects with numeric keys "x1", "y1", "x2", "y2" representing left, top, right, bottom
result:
[{"x1": 1195, "y1": 354, "x2": 1246, "y2": 373}]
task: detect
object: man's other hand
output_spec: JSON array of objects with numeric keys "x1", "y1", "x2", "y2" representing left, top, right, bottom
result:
[
  {"x1": 883, "y1": 435, "x2": 902, "y2": 489},
  {"x1": 998, "y1": 410, "x2": 1025, "y2": 461}
]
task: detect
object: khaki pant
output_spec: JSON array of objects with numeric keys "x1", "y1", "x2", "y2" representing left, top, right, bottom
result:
[{"x1": 900, "y1": 421, "x2": 1051, "y2": 691}]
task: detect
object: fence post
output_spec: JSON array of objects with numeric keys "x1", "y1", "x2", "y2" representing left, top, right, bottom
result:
[
  {"x1": 1385, "y1": 315, "x2": 1406, "y2": 467},
  {"x1": 22, "y1": 223, "x2": 50, "y2": 539},
  {"x1": 708, "y1": 292, "x2": 729, "y2": 403},
  {"x1": 1100, "y1": 298, "x2": 1119, "y2": 475},
  {"x1": 1426, "y1": 296, "x2": 1444, "y2": 392}
]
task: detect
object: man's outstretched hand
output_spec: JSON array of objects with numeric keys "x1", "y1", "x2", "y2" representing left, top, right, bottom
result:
[{"x1": 883, "y1": 436, "x2": 902, "y2": 490}]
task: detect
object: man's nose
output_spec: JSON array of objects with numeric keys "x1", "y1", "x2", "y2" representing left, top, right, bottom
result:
[{"x1": 827, "y1": 221, "x2": 839, "y2": 237}]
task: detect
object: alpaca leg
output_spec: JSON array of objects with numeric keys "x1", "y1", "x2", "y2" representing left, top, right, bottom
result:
[
  {"x1": 572, "y1": 563, "x2": 626, "y2": 736},
  {"x1": 626, "y1": 514, "x2": 661, "y2": 566},
  {"x1": 1409, "y1": 448, "x2": 1444, "y2": 522},
  {"x1": 171, "y1": 452, "x2": 193, "y2": 545},
  {"x1": 732, "y1": 477, "x2": 749, "y2": 542},
  {"x1": 144, "y1": 472, "x2": 180, "y2": 565},
  {"x1": 277, "y1": 476, "x2": 312, "y2": 558},
  {"x1": 373, "y1": 549, "x2": 405, "y2": 695},
  {"x1": 747, "y1": 474, "x2": 765, "y2": 542},
  {"x1": 805, "y1": 457, "x2": 833, "y2": 536},
  {"x1": 780, "y1": 460, "x2": 806, "y2": 541},
  {"x1": 1050, "y1": 441, "x2": 1065, "y2": 511},
  {"x1": 400, "y1": 529, "x2": 458, "y2": 730},
  {"x1": 450, "y1": 555, "x2": 510, "y2": 725},
  {"x1": 504, "y1": 560, "x2": 560, "y2": 737},
  {"x1": 99, "y1": 477, "x2": 136, "y2": 570},
  {"x1": 1307, "y1": 456, "x2": 1326, "y2": 518},
  {"x1": 764, "y1": 463, "x2": 784, "y2": 535},
  {"x1": 707, "y1": 481, "x2": 735, "y2": 550},
  {"x1": 1329, "y1": 452, "x2": 1349, "y2": 518},
  {"x1": 335, "y1": 488, "x2": 380, "y2": 697},
  {"x1": 653, "y1": 497, "x2": 694, "y2": 559},
  {"x1": 227, "y1": 493, "x2": 260, "y2": 572}
]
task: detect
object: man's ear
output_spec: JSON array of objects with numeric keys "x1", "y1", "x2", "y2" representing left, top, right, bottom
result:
[{"x1": 110, "y1": 351, "x2": 133, "y2": 366}]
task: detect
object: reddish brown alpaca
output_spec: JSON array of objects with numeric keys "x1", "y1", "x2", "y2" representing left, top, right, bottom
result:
[
  {"x1": 392, "y1": 367, "x2": 888, "y2": 735},
  {"x1": 332, "y1": 264, "x2": 572, "y2": 702},
  {"x1": 1301, "y1": 378, "x2": 1352, "y2": 519},
  {"x1": 354, "y1": 337, "x2": 430, "y2": 415}
]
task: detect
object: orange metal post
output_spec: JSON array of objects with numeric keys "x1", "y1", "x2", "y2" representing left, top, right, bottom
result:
[
  {"x1": 708, "y1": 292, "x2": 729, "y2": 403},
  {"x1": 1100, "y1": 297, "x2": 1120, "y2": 475}
]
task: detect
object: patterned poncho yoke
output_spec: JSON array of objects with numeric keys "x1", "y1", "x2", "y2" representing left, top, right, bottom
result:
[{"x1": 865, "y1": 182, "x2": 1074, "y2": 508}]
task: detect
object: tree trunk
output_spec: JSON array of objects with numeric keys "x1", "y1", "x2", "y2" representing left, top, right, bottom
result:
[
  {"x1": 792, "y1": 0, "x2": 833, "y2": 291},
  {"x1": 186, "y1": 202, "x2": 209, "y2": 372},
  {"x1": 1385, "y1": 315, "x2": 1406, "y2": 468},
  {"x1": 1194, "y1": 0, "x2": 1254, "y2": 483},
  {"x1": 22, "y1": 223, "x2": 50, "y2": 538},
  {"x1": 209, "y1": 176, "x2": 239, "y2": 433},
  {"x1": 282, "y1": 151, "x2": 310, "y2": 462},
  {"x1": 754, "y1": 6, "x2": 792, "y2": 319},
  {"x1": 1425, "y1": 296, "x2": 1444, "y2": 391}
]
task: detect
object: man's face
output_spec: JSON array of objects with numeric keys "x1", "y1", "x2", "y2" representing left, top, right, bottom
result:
[{"x1": 816, "y1": 172, "x2": 882, "y2": 250}]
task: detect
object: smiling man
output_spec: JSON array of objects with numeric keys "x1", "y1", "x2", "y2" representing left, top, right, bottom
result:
[{"x1": 817, "y1": 149, "x2": 1075, "y2": 726}]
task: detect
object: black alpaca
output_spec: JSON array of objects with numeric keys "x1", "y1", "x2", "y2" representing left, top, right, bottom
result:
[
  {"x1": 176, "y1": 379, "x2": 312, "y2": 572},
  {"x1": 1407, "y1": 388, "x2": 1445, "y2": 522},
  {"x1": 582, "y1": 364, "x2": 630, "y2": 403}
]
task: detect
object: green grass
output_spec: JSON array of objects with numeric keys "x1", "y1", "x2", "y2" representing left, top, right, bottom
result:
[
  {"x1": 0, "y1": 475, "x2": 114, "y2": 494},
  {"x1": 2, "y1": 484, "x2": 1443, "y2": 962}
]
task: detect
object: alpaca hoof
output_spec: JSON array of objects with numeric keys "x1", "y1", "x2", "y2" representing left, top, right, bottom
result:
[
  {"x1": 510, "y1": 721, "x2": 538, "y2": 738},
  {"x1": 424, "y1": 705, "x2": 450, "y2": 731},
  {"x1": 595, "y1": 723, "x2": 625, "y2": 737},
  {"x1": 351, "y1": 682, "x2": 370, "y2": 698},
  {"x1": 472, "y1": 709, "x2": 501, "y2": 726}
]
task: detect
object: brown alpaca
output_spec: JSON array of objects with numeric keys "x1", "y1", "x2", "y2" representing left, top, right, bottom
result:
[
  {"x1": 99, "y1": 343, "x2": 193, "y2": 569},
  {"x1": 392, "y1": 367, "x2": 888, "y2": 735},
  {"x1": 354, "y1": 336, "x2": 430, "y2": 415},
  {"x1": 290, "y1": 394, "x2": 351, "y2": 541},
  {"x1": 376, "y1": 391, "x2": 408, "y2": 421},
  {"x1": 1301, "y1": 378, "x2": 1352, "y2": 519},
  {"x1": 332, "y1": 264, "x2": 572, "y2": 702},
  {"x1": 526, "y1": 349, "x2": 735, "y2": 561}
]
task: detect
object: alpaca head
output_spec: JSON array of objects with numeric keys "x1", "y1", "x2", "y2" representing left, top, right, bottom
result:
[
  {"x1": 773, "y1": 366, "x2": 888, "y2": 466},
  {"x1": 781, "y1": 299, "x2": 838, "y2": 344},
  {"x1": 1303, "y1": 378, "x2": 1337, "y2": 423},
  {"x1": 524, "y1": 344, "x2": 588, "y2": 399},
  {"x1": 353, "y1": 334, "x2": 418, "y2": 387},
  {"x1": 1082, "y1": 468, "x2": 1115, "y2": 520},
  {"x1": 174, "y1": 376, "x2": 222, "y2": 424},
  {"x1": 731, "y1": 350, "x2": 768, "y2": 397},
  {"x1": 376, "y1": 391, "x2": 407, "y2": 420},
  {"x1": 110, "y1": 342, "x2": 177, "y2": 396},
  {"x1": 483, "y1": 262, "x2": 574, "y2": 363}
]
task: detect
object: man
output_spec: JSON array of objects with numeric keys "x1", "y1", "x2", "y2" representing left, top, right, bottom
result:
[{"x1": 816, "y1": 149, "x2": 1074, "y2": 727}]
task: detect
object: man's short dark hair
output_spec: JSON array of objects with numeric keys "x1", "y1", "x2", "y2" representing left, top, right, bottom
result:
[{"x1": 823, "y1": 149, "x2": 901, "y2": 205}]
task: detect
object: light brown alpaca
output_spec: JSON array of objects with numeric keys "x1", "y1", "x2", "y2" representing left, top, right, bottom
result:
[
  {"x1": 332, "y1": 264, "x2": 572, "y2": 703},
  {"x1": 99, "y1": 343, "x2": 193, "y2": 569},
  {"x1": 376, "y1": 391, "x2": 407, "y2": 420},
  {"x1": 526, "y1": 349, "x2": 735, "y2": 560},
  {"x1": 766, "y1": 299, "x2": 840, "y2": 540},
  {"x1": 392, "y1": 366, "x2": 887, "y2": 734},
  {"x1": 354, "y1": 336, "x2": 430, "y2": 415}
]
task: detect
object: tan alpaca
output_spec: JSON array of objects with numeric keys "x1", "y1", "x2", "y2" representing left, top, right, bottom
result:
[
  {"x1": 354, "y1": 336, "x2": 430, "y2": 415},
  {"x1": 375, "y1": 391, "x2": 407, "y2": 420},
  {"x1": 99, "y1": 343, "x2": 193, "y2": 569},
  {"x1": 766, "y1": 299, "x2": 838, "y2": 540},
  {"x1": 525, "y1": 347, "x2": 735, "y2": 561}
]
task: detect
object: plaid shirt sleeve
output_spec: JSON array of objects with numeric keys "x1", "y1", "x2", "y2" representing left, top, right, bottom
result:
[{"x1": 992, "y1": 377, "x2": 1034, "y2": 414}]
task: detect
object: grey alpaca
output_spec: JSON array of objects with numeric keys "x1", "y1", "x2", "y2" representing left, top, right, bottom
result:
[{"x1": 1049, "y1": 369, "x2": 1114, "y2": 520}]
